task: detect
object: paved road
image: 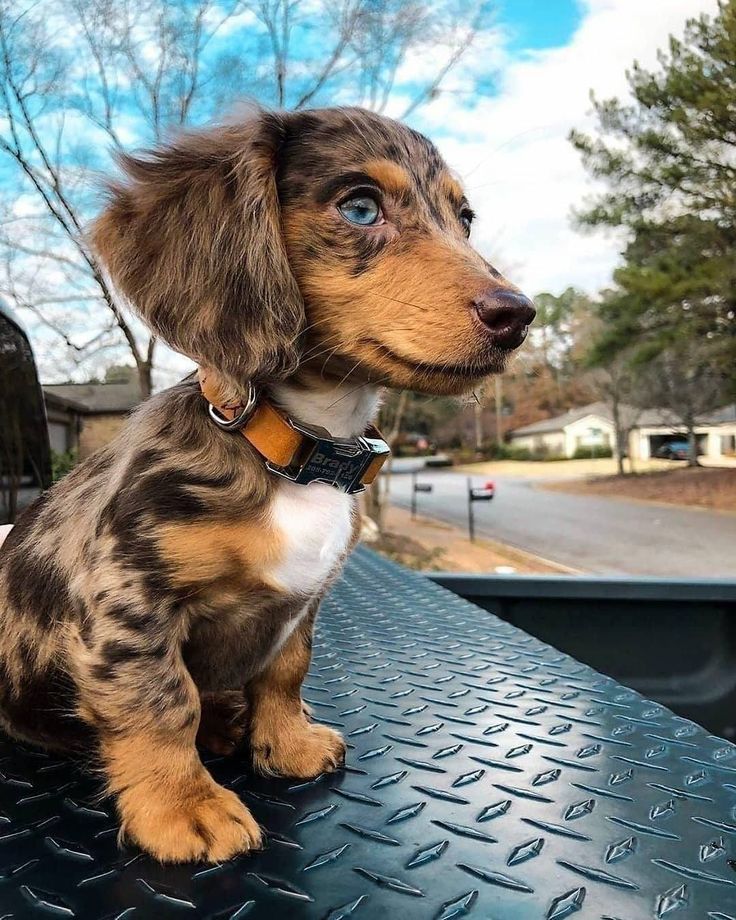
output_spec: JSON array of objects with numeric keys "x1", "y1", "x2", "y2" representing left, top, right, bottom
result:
[{"x1": 388, "y1": 470, "x2": 736, "y2": 577}]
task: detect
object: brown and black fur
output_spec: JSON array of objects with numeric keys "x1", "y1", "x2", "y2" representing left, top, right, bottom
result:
[{"x1": 0, "y1": 107, "x2": 532, "y2": 863}]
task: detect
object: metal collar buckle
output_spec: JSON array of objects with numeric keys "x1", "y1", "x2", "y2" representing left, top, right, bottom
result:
[
  {"x1": 207, "y1": 381, "x2": 258, "y2": 431},
  {"x1": 266, "y1": 419, "x2": 390, "y2": 495}
]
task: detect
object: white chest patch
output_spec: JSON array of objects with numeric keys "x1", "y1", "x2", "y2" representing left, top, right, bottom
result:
[{"x1": 266, "y1": 481, "x2": 353, "y2": 596}]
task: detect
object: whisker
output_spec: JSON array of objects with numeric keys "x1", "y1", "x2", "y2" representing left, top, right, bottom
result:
[
  {"x1": 330, "y1": 359, "x2": 363, "y2": 393},
  {"x1": 300, "y1": 333, "x2": 346, "y2": 363},
  {"x1": 289, "y1": 316, "x2": 335, "y2": 346},
  {"x1": 319, "y1": 341, "x2": 347, "y2": 378},
  {"x1": 363, "y1": 289, "x2": 433, "y2": 312},
  {"x1": 326, "y1": 373, "x2": 392, "y2": 411}
]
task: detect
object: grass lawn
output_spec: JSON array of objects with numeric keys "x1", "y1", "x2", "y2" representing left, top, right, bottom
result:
[{"x1": 545, "y1": 465, "x2": 736, "y2": 513}]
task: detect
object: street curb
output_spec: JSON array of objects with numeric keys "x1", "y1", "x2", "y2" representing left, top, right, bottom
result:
[{"x1": 394, "y1": 507, "x2": 580, "y2": 575}]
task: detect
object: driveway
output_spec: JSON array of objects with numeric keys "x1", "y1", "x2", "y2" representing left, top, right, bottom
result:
[{"x1": 387, "y1": 470, "x2": 736, "y2": 577}]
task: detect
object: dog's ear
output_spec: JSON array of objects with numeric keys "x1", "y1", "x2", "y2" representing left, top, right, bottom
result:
[{"x1": 92, "y1": 112, "x2": 303, "y2": 388}]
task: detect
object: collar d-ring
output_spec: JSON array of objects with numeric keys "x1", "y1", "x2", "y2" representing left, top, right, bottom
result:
[{"x1": 207, "y1": 380, "x2": 258, "y2": 431}]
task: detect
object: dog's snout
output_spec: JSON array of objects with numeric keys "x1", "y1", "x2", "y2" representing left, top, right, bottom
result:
[{"x1": 473, "y1": 289, "x2": 536, "y2": 349}]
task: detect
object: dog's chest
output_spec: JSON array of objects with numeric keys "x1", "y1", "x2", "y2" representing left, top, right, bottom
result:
[{"x1": 265, "y1": 482, "x2": 354, "y2": 596}]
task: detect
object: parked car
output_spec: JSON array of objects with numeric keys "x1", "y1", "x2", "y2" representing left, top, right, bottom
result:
[
  {"x1": 394, "y1": 431, "x2": 437, "y2": 457},
  {"x1": 655, "y1": 438, "x2": 696, "y2": 460}
]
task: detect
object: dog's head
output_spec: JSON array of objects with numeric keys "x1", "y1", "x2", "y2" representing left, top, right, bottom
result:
[{"x1": 93, "y1": 107, "x2": 534, "y2": 397}]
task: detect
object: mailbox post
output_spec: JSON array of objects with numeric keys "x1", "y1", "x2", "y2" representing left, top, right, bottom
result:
[
  {"x1": 467, "y1": 477, "x2": 494, "y2": 541},
  {"x1": 411, "y1": 471, "x2": 433, "y2": 518}
]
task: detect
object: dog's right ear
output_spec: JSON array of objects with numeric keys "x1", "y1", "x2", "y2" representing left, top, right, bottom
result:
[{"x1": 92, "y1": 112, "x2": 304, "y2": 390}]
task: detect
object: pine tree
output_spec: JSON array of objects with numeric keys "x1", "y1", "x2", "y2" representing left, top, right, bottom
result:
[{"x1": 570, "y1": 1, "x2": 736, "y2": 384}]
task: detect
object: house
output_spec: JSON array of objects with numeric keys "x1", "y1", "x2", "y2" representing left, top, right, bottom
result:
[
  {"x1": 43, "y1": 382, "x2": 142, "y2": 459},
  {"x1": 508, "y1": 401, "x2": 736, "y2": 461}
]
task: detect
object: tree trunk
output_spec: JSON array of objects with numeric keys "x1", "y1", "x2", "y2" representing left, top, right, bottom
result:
[
  {"x1": 494, "y1": 376, "x2": 504, "y2": 450},
  {"x1": 686, "y1": 423, "x2": 699, "y2": 467},
  {"x1": 611, "y1": 394, "x2": 625, "y2": 476},
  {"x1": 376, "y1": 390, "x2": 408, "y2": 531},
  {"x1": 137, "y1": 360, "x2": 153, "y2": 399},
  {"x1": 473, "y1": 401, "x2": 483, "y2": 451}
]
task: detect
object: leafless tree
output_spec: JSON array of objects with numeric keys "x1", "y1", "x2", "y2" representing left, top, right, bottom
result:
[
  {"x1": 634, "y1": 344, "x2": 728, "y2": 468},
  {"x1": 589, "y1": 356, "x2": 643, "y2": 475},
  {"x1": 0, "y1": 0, "x2": 484, "y2": 393}
]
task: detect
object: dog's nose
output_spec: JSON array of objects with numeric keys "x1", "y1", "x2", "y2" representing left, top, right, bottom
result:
[{"x1": 473, "y1": 289, "x2": 536, "y2": 349}]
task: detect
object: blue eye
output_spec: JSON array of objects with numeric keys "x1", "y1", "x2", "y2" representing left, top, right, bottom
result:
[{"x1": 338, "y1": 195, "x2": 381, "y2": 226}]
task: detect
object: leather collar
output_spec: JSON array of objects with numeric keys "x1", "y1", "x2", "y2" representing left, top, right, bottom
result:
[{"x1": 198, "y1": 368, "x2": 390, "y2": 495}]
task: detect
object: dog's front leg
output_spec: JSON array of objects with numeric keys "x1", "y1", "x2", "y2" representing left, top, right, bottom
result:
[
  {"x1": 248, "y1": 603, "x2": 346, "y2": 778},
  {"x1": 76, "y1": 638, "x2": 261, "y2": 863}
]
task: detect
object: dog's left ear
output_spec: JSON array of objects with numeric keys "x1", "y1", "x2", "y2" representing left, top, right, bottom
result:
[{"x1": 92, "y1": 112, "x2": 303, "y2": 389}]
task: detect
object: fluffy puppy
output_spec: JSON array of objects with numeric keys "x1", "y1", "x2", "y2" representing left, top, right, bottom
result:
[{"x1": 0, "y1": 107, "x2": 534, "y2": 863}]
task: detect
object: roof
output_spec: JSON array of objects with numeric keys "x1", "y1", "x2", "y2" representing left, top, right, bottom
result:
[
  {"x1": 42, "y1": 382, "x2": 141, "y2": 414},
  {"x1": 635, "y1": 403, "x2": 736, "y2": 427},
  {"x1": 43, "y1": 390, "x2": 90, "y2": 414},
  {"x1": 509, "y1": 402, "x2": 614, "y2": 437},
  {"x1": 703, "y1": 403, "x2": 736, "y2": 424},
  {"x1": 509, "y1": 401, "x2": 736, "y2": 438}
]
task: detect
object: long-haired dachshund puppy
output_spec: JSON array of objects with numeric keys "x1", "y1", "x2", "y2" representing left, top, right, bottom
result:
[{"x1": 0, "y1": 107, "x2": 534, "y2": 863}]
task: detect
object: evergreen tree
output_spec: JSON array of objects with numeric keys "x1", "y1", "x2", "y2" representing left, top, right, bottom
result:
[{"x1": 570, "y1": 1, "x2": 736, "y2": 384}]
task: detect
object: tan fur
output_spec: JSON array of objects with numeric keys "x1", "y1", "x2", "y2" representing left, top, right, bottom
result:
[
  {"x1": 362, "y1": 159, "x2": 413, "y2": 196},
  {"x1": 106, "y1": 731, "x2": 262, "y2": 863},
  {"x1": 289, "y1": 231, "x2": 514, "y2": 392},
  {"x1": 249, "y1": 604, "x2": 346, "y2": 778},
  {"x1": 156, "y1": 518, "x2": 283, "y2": 588}
]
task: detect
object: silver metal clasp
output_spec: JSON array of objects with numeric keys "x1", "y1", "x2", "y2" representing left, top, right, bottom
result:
[
  {"x1": 266, "y1": 419, "x2": 389, "y2": 494},
  {"x1": 207, "y1": 381, "x2": 258, "y2": 431}
]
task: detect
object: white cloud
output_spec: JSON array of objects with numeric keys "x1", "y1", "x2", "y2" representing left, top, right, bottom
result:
[{"x1": 411, "y1": 0, "x2": 719, "y2": 296}]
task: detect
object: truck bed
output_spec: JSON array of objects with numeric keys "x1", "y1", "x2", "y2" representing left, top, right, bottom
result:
[{"x1": 0, "y1": 548, "x2": 734, "y2": 918}]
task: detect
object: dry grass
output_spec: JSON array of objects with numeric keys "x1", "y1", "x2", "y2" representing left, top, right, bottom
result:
[
  {"x1": 546, "y1": 466, "x2": 736, "y2": 513},
  {"x1": 369, "y1": 506, "x2": 573, "y2": 574},
  {"x1": 371, "y1": 529, "x2": 448, "y2": 571},
  {"x1": 457, "y1": 457, "x2": 675, "y2": 480}
]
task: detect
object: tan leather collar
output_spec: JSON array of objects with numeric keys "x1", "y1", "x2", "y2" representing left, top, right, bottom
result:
[{"x1": 198, "y1": 368, "x2": 389, "y2": 493}]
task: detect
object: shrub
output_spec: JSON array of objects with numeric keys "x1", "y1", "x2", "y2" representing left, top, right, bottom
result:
[
  {"x1": 571, "y1": 444, "x2": 613, "y2": 460},
  {"x1": 51, "y1": 449, "x2": 78, "y2": 482}
]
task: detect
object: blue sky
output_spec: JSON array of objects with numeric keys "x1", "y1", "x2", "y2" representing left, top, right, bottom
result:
[{"x1": 501, "y1": 0, "x2": 582, "y2": 53}]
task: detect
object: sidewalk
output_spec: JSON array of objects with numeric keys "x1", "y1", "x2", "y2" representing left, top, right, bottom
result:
[{"x1": 373, "y1": 505, "x2": 575, "y2": 575}]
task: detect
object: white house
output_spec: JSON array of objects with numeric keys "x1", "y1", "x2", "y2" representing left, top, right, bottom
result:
[{"x1": 508, "y1": 402, "x2": 736, "y2": 461}]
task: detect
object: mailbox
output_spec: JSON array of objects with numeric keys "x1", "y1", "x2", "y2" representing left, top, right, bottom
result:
[
  {"x1": 410, "y1": 473, "x2": 433, "y2": 517},
  {"x1": 467, "y1": 477, "x2": 494, "y2": 541}
]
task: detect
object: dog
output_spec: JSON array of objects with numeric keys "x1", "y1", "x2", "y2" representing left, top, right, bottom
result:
[{"x1": 0, "y1": 107, "x2": 535, "y2": 863}]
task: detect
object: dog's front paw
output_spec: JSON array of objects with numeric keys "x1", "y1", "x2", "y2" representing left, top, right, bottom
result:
[
  {"x1": 252, "y1": 720, "x2": 346, "y2": 779},
  {"x1": 119, "y1": 773, "x2": 262, "y2": 863}
]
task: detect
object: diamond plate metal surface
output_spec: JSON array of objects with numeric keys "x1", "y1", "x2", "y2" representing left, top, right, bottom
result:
[{"x1": 0, "y1": 548, "x2": 735, "y2": 919}]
